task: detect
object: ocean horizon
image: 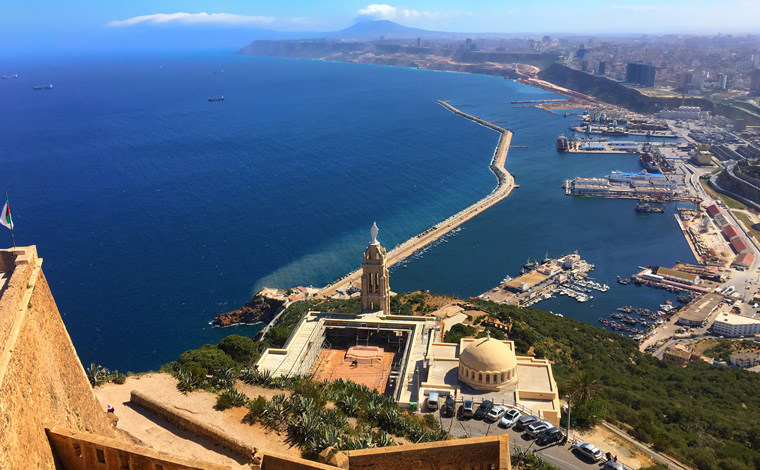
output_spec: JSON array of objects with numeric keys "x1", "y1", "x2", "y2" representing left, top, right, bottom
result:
[{"x1": 1, "y1": 50, "x2": 693, "y2": 372}]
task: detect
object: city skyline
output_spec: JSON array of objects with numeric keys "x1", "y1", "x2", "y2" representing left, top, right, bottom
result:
[{"x1": 2, "y1": 0, "x2": 760, "y2": 54}]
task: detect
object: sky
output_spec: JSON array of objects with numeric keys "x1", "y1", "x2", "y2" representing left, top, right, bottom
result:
[{"x1": 1, "y1": 0, "x2": 759, "y2": 53}]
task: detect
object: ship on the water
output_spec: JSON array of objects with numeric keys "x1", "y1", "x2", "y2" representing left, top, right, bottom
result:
[
  {"x1": 33, "y1": 84, "x2": 53, "y2": 90},
  {"x1": 1, "y1": 74, "x2": 18, "y2": 79},
  {"x1": 639, "y1": 152, "x2": 659, "y2": 173},
  {"x1": 208, "y1": 96, "x2": 225, "y2": 102},
  {"x1": 635, "y1": 201, "x2": 665, "y2": 213},
  {"x1": 556, "y1": 135, "x2": 569, "y2": 152}
]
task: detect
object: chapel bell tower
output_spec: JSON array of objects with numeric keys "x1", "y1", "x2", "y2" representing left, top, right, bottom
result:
[{"x1": 361, "y1": 222, "x2": 391, "y2": 314}]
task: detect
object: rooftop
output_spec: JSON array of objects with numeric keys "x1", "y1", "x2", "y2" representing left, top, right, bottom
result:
[{"x1": 714, "y1": 312, "x2": 760, "y2": 326}]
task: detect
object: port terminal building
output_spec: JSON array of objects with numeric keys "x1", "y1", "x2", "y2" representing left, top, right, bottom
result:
[{"x1": 711, "y1": 312, "x2": 760, "y2": 337}]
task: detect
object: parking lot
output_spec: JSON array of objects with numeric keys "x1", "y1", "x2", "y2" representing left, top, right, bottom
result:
[{"x1": 421, "y1": 405, "x2": 629, "y2": 470}]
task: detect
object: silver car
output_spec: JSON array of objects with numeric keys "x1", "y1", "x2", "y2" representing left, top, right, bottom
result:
[
  {"x1": 499, "y1": 408, "x2": 522, "y2": 428},
  {"x1": 525, "y1": 421, "x2": 550, "y2": 438},
  {"x1": 573, "y1": 442, "x2": 603, "y2": 462}
]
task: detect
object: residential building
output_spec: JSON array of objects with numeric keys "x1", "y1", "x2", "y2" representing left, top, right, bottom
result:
[{"x1": 712, "y1": 312, "x2": 760, "y2": 337}]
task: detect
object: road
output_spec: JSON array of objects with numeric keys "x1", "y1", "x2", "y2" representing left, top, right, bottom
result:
[{"x1": 426, "y1": 411, "x2": 619, "y2": 470}]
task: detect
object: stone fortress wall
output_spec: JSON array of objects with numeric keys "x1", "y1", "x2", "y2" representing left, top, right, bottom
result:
[{"x1": 0, "y1": 246, "x2": 118, "y2": 470}]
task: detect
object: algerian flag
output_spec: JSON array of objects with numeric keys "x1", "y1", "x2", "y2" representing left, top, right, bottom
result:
[{"x1": 1, "y1": 195, "x2": 13, "y2": 231}]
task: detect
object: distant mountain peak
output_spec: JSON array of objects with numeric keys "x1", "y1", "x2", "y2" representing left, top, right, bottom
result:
[{"x1": 330, "y1": 19, "x2": 431, "y2": 40}]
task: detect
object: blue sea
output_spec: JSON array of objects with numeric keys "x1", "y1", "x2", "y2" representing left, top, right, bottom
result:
[{"x1": 1, "y1": 51, "x2": 693, "y2": 372}]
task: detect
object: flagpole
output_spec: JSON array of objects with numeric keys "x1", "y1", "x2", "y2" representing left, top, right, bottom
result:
[{"x1": 5, "y1": 191, "x2": 14, "y2": 248}]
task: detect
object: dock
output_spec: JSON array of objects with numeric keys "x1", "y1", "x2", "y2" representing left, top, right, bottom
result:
[
  {"x1": 319, "y1": 101, "x2": 516, "y2": 298},
  {"x1": 479, "y1": 253, "x2": 605, "y2": 307}
]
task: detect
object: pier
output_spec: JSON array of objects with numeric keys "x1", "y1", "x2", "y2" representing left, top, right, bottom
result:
[{"x1": 319, "y1": 101, "x2": 516, "y2": 297}]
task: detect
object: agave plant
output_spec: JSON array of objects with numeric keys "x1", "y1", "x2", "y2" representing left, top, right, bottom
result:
[
  {"x1": 373, "y1": 430, "x2": 395, "y2": 447},
  {"x1": 337, "y1": 394, "x2": 360, "y2": 417},
  {"x1": 176, "y1": 367, "x2": 200, "y2": 393},
  {"x1": 86, "y1": 363, "x2": 110, "y2": 387},
  {"x1": 212, "y1": 366, "x2": 238, "y2": 390}
]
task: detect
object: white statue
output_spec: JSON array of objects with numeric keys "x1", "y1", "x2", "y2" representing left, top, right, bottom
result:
[{"x1": 371, "y1": 222, "x2": 379, "y2": 244}]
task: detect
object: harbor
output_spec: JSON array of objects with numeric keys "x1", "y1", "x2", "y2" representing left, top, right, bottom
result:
[
  {"x1": 319, "y1": 100, "x2": 517, "y2": 298},
  {"x1": 479, "y1": 252, "x2": 609, "y2": 307},
  {"x1": 564, "y1": 170, "x2": 693, "y2": 201}
]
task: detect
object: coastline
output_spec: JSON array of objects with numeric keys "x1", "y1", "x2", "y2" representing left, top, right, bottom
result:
[{"x1": 318, "y1": 101, "x2": 516, "y2": 297}]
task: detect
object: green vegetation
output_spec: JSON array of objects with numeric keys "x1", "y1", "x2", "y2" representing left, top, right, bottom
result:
[
  {"x1": 731, "y1": 210, "x2": 760, "y2": 240},
  {"x1": 258, "y1": 298, "x2": 361, "y2": 349},
  {"x1": 511, "y1": 447, "x2": 559, "y2": 470},
  {"x1": 443, "y1": 323, "x2": 476, "y2": 343},
  {"x1": 86, "y1": 363, "x2": 126, "y2": 387},
  {"x1": 218, "y1": 334, "x2": 260, "y2": 365},
  {"x1": 240, "y1": 369, "x2": 445, "y2": 458},
  {"x1": 470, "y1": 299, "x2": 760, "y2": 470},
  {"x1": 700, "y1": 178, "x2": 749, "y2": 210}
]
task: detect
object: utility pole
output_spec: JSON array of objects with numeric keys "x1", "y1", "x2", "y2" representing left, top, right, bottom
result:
[{"x1": 565, "y1": 394, "x2": 572, "y2": 445}]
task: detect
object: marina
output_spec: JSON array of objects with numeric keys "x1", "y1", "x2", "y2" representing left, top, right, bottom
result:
[{"x1": 479, "y1": 252, "x2": 609, "y2": 307}]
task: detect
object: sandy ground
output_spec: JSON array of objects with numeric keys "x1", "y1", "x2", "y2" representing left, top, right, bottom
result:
[
  {"x1": 94, "y1": 373, "x2": 300, "y2": 468},
  {"x1": 574, "y1": 425, "x2": 655, "y2": 469}
]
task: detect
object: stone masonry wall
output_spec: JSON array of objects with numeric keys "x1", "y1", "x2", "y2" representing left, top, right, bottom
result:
[
  {"x1": 0, "y1": 247, "x2": 118, "y2": 470},
  {"x1": 346, "y1": 435, "x2": 511, "y2": 470}
]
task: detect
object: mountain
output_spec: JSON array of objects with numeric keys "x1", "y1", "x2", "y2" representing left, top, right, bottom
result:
[{"x1": 327, "y1": 20, "x2": 435, "y2": 40}]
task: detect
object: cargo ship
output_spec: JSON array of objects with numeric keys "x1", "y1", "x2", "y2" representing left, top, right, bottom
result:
[
  {"x1": 556, "y1": 135, "x2": 569, "y2": 152},
  {"x1": 635, "y1": 201, "x2": 664, "y2": 213},
  {"x1": 208, "y1": 96, "x2": 224, "y2": 102},
  {"x1": 640, "y1": 152, "x2": 659, "y2": 172},
  {"x1": 33, "y1": 84, "x2": 53, "y2": 90}
]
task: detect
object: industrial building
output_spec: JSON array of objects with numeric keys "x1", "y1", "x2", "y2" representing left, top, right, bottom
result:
[
  {"x1": 658, "y1": 106, "x2": 704, "y2": 120},
  {"x1": 732, "y1": 252, "x2": 755, "y2": 270},
  {"x1": 712, "y1": 312, "x2": 760, "y2": 337},
  {"x1": 676, "y1": 293, "x2": 723, "y2": 326}
]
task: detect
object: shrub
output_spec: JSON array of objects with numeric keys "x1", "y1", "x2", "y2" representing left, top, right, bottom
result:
[
  {"x1": 218, "y1": 335, "x2": 260, "y2": 366},
  {"x1": 177, "y1": 344, "x2": 237, "y2": 375}
]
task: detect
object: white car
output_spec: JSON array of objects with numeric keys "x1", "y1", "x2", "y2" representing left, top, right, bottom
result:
[
  {"x1": 525, "y1": 421, "x2": 550, "y2": 438},
  {"x1": 573, "y1": 442, "x2": 603, "y2": 462},
  {"x1": 499, "y1": 408, "x2": 521, "y2": 428},
  {"x1": 484, "y1": 405, "x2": 507, "y2": 422}
]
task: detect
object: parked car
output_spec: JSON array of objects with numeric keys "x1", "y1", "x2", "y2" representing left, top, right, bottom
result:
[
  {"x1": 572, "y1": 442, "x2": 603, "y2": 462},
  {"x1": 461, "y1": 399, "x2": 475, "y2": 418},
  {"x1": 473, "y1": 399, "x2": 494, "y2": 419},
  {"x1": 485, "y1": 405, "x2": 507, "y2": 422},
  {"x1": 603, "y1": 461, "x2": 625, "y2": 470},
  {"x1": 514, "y1": 414, "x2": 540, "y2": 431},
  {"x1": 525, "y1": 421, "x2": 551, "y2": 438},
  {"x1": 536, "y1": 427, "x2": 563, "y2": 446},
  {"x1": 427, "y1": 392, "x2": 439, "y2": 411},
  {"x1": 499, "y1": 408, "x2": 522, "y2": 428},
  {"x1": 441, "y1": 396, "x2": 456, "y2": 417}
]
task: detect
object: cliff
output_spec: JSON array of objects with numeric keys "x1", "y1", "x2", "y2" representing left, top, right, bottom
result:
[{"x1": 212, "y1": 292, "x2": 285, "y2": 327}]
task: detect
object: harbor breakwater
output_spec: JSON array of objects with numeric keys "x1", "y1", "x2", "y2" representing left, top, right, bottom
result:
[{"x1": 319, "y1": 101, "x2": 516, "y2": 297}]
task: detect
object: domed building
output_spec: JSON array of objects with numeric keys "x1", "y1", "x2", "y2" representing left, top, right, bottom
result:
[
  {"x1": 422, "y1": 331, "x2": 561, "y2": 425},
  {"x1": 458, "y1": 334, "x2": 518, "y2": 391}
]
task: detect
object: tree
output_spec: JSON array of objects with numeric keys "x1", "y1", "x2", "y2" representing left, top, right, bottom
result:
[
  {"x1": 177, "y1": 344, "x2": 237, "y2": 375},
  {"x1": 564, "y1": 370, "x2": 603, "y2": 403},
  {"x1": 218, "y1": 335, "x2": 259, "y2": 365}
]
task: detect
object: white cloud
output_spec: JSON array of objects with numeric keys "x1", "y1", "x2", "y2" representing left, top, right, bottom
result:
[
  {"x1": 108, "y1": 12, "x2": 277, "y2": 28},
  {"x1": 354, "y1": 4, "x2": 467, "y2": 22}
]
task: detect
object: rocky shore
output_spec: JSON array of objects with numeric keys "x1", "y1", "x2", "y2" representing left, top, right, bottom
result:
[{"x1": 212, "y1": 293, "x2": 285, "y2": 327}]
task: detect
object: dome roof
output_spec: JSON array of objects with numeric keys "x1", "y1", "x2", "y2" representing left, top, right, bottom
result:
[{"x1": 460, "y1": 337, "x2": 517, "y2": 372}]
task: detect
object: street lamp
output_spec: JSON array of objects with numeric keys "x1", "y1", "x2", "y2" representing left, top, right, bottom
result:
[{"x1": 565, "y1": 394, "x2": 572, "y2": 445}]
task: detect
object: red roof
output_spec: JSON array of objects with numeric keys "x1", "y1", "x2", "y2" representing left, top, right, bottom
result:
[
  {"x1": 731, "y1": 237, "x2": 751, "y2": 253},
  {"x1": 706, "y1": 204, "x2": 723, "y2": 217},
  {"x1": 722, "y1": 225, "x2": 741, "y2": 240},
  {"x1": 734, "y1": 252, "x2": 755, "y2": 266}
]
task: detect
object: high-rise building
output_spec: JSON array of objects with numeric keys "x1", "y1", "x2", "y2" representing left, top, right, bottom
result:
[
  {"x1": 581, "y1": 60, "x2": 589, "y2": 72},
  {"x1": 598, "y1": 61, "x2": 606, "y2": 75},
  {"x1": 626, "y1": 63, "x2": 656, "y2": 87},
  {"x1": 416, "y1": 37, "x2": 421, "y2": 48},
  {"x1": 361, "y1": 223, "x2": 390, "y2": 314},
  {"x1": 750, "y1": 69, "x2": 760, "y2": 96},
  {"x1": 718, "y1": 73, "x2": 728, "y2": 90}
]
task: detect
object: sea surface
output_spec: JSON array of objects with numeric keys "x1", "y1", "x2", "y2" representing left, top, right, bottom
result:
[{"x1": 1, "y1": 51, "x2": 693, "y2": 372}]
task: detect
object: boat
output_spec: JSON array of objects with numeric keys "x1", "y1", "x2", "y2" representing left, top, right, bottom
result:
[
  {"x1": 208, "y1": 96, "x2": 224, "y2": 102},
  {"x1": 635, "y1": 201, "x2": 664, "y2": 213},
  {"x1": 541, "y1": 252, "x2": 553, "y2": 263},
  {"x1": 563, "y1": 112, "x2": 569, "y2": 117},
  {"x1": 639, "y1": 152, "x2": 659, "y2": 172},
  {"x1": 617, "y1": 276, "x2": 630, "y2": 285},
  {"x1": 556, "y1": 135, "x2": 569, "y2": 152},
  {"x1": 1, "y1": 74, "x2": 18, "y2": 79},
  {"x1": 33, "y1": 84, "x2": 53, "y2": 90}
]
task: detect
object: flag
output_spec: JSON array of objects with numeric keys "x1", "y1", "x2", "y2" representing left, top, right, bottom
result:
[{"x1": 1, "y1": 195, "x2": 13, "y2": 231}]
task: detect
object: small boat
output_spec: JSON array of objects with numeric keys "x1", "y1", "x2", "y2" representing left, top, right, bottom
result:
[
  {"x1": 617, "y1": 275, "x2": 630, "y2": 285},
  {"x1": 1, "y1": 74, "x2": 18, "y2": 79},
  {"x1": 33, "y1": 84, "x2": 53, "y2": 90},
  {"x1": 556, "y1": 135, "x2": 569, "y2": 152},
  {"x1": 208, "y1": 96, "x2": 224, "y2": 102}
]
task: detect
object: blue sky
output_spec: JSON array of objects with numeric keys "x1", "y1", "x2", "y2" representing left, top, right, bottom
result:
[{"x1": 2, "y1": 0, "x2": 759, "y2": 53}]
